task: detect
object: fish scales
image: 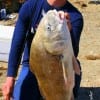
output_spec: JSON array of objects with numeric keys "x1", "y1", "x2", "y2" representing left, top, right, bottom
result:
[{"x1": 30, "y1": 10, "x2": 75, "y2": 100}]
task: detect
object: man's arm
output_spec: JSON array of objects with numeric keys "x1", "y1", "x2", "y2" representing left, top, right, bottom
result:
[
  {"x1": 7, "y1": 1, "x2": 30, "y2": 77},
  {"x1": 2, "y1": 1, "x2": 31, "y2": 100},
  {"x1": 71, "y1": 15, "x2": 84, "y2": 57}
]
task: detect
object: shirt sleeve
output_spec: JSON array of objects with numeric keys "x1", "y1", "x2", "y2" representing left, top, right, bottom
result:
[
  {"x1": 7, "y1": 2, "x2": 30, "y2": 77},
  {"x1": 71, "y1": 14, "x2": 84, "y2": 57}
]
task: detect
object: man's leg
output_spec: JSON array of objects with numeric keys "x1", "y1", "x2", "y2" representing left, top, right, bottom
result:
[
  {"x1": 13, "y1": 64, "x2": 42, "y2": 100},
  {"x1": 73, "y1": 73, "x2": 82, "y2": 99}
]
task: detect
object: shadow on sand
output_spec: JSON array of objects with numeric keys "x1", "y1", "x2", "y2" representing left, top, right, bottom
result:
[
  {"x1": 88, "y1": 0, "x2": 100, "y2": 4},
  {"x1": 76, "y1": 87, "x2": 100, "y2": 100}
]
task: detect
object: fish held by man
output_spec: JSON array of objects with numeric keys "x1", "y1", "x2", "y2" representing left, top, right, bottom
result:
[{"x1": 30, "y1": 10, "x2": 75, "y2": 100}]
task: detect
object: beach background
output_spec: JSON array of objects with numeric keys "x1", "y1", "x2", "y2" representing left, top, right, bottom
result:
[{"x1": 0, "y1": 0, "x2": 100, "y2": 100}]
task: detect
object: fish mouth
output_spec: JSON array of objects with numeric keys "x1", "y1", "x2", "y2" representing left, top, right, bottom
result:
[
  {"x1": 51, "y1": 40, "x2": 67, "y2": 47},
  {"x1": 50, "y1": 34, "x2": 68, "y2": 42},
  {"x1": 44, "y1": 39, "x2": 68, "y2": 55},
  {"x1": 49, "y1": 35, "x2": 67, "y2": 41},
  {"x1": 44, "y1": 38, "x2": 68, "y2": 47},
  {"x1": 50, "y1": 38, "x2": 67, "y2": 44},
  {"x1": 44, "y1": 37, "x2": 67, "y2": 42}
]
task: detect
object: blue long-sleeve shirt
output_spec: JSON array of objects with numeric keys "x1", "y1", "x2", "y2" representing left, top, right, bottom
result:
[{"x1": 7, "y1": 0, "x2": 83, "y2": 77}]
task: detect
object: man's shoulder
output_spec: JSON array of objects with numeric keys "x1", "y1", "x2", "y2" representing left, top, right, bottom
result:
[
  {"x1": 25, "y1": 0, "x2": 43, "y2": 8},
  {"x1": 67, "y1": 1, "x2": 79, "y2": 12},
  {"x1": 23, "y1": 0, "x2": 43, "y2": 16},
  {"x1": 19, "y1": 0, "x2": 43, "y2": 19},
  {"x1": 67, "y1": 2, "x2": 83, "y2": 22}
]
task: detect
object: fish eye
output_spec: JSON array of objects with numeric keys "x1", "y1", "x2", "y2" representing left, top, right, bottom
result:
[{"x1": 46, "y1": 24, "x2": 51, "y2": 31}]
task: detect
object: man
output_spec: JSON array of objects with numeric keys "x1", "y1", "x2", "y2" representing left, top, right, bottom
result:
[{"x1": 2, "y1": 0, "x2": 83, "y2": 100}]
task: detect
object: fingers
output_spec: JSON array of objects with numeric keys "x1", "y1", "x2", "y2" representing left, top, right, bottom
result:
[
  {"x1": 58, "y1": 11, "x2": 65, "y2": 19},
  {"x1": 4, "y1": 95, "x2": 10, "y2": 100},
  {"x1": 72, "y1": 56, "x2": 81, "y2": 75},
  {"x1": 2, "y1": 84, "x2": 11, "y2": 100},
  {"x1": 64, "y1": 12, "x2": 70, "y2": 20},
  {"x1": 2, "y1": 77, "x2": 15, "y2": 100},
  {"x1": 58, "y1": 11, "x2": 72, "y2": 31},
  {"x1": 64, "y1": 12, "x2": 72, "y2": 31},
  {"x1": 58, "y1": 11, "x2": 70, "y2": 20}
]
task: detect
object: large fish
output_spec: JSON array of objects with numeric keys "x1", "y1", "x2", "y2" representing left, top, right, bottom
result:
[{"x1": 30, "y1": 10, "x2": 75, "y2": 100}]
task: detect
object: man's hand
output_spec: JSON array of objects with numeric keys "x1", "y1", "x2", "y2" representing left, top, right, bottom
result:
[
  {"x1": 58, "y1": 11, "x2": 72, "y2": 31},
  {"x1": 2, "y1": 77, "x2": 15, "y2": 100},
  {"x1": 73, "y1": 56, "x2": 81, "y2": 75}
]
